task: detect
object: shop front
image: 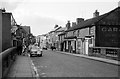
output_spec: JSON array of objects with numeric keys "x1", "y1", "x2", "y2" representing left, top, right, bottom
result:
[{"x1": 64, "y1": 36, "x2": 77, "y2": 53}]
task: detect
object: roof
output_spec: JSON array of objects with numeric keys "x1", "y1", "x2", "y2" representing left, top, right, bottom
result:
[
  {"x1": 56, "y1": 27, "x2": 67, "y2": 32},
  {"x1": 21, "y1": 26, "x2": 31, "y2": 34},
  {"x1": 49, "y1": 26, "x2": 62, "y2": 33},
  {"x1": 58, "y1": 31, "x2": 66, "y2": 36},
  {"x1": 66, "y1": 7, "x2": 120, "y2": 32}
]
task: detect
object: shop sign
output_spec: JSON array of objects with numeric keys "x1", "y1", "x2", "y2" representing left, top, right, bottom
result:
[
  {"x1": 101, "y1": 27, "x2": 120, "y2": 32},
  {"x1": 97, "y1": 26, "x2": 120, "y2": 47}
]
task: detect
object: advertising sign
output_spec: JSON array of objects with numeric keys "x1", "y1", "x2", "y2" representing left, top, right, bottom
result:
[{"x1": 96, "y1": 25, "x2": 120, "y2": 48}]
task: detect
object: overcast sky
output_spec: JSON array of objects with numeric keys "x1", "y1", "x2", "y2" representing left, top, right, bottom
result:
[{"x1": 0, "y1": 0, "x2": 119, "y2": 36}]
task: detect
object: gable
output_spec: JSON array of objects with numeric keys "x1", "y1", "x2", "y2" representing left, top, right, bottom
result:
[
  {"x1": 98, "y1": 7, "x2": 120, "y2": 25},
  {"x1": 66, "y1": 7, "x2": 120, "y2": 32}
]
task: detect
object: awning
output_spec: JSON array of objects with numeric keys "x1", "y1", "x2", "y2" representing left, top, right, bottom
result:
[
  {"x1": 64, "y1": 39, "x2": 76, "y2": 41},
  {"x1": 85, "y1": 35, "x2": 94, "y2": 38},
  {"x1": 64, "y1": 36, "x2": 77, "y2": 39}
]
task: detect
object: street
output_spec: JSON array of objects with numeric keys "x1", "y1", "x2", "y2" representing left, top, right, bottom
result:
[{"x1": 31, "y1": 50, "x2": 118, "y2": 77}]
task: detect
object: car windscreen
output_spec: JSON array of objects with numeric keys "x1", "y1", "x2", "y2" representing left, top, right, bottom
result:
[{"x1": 31, "y1": 46, "x2": 39, "y2": 51}]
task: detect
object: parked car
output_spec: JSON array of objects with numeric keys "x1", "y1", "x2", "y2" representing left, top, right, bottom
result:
[
  {"x1": 30, "y1": 43, "x2": 42, "y2": 57},
  {"x1": 51, "y1": 46, "x2": 56, "y2": 51},
  {"x1": 42, "y1": 46, "x2": 47, "y2": 50}
]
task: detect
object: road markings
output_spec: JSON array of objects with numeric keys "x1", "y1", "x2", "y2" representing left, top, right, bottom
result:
[
  {"x1": 37, "y1": 65, "x2": 47, "y2": 68},
  {"x1": 30, "y1": 60, "x2": 39, "y2": 77},
  {"x1": 44, "y1": 66, "x2": 47, "y2": 68},
  {"x1": 42, "y1": 75, "x2": 47, "y2": 77},
  {"x1": 40, "y1": 73, "x2": 46, "y2": 75}
]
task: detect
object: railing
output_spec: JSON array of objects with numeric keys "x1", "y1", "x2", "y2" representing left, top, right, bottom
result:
[
  {"x1": 89, "y1": 47, "x2": 120, "y2": 61},
  {"x1": 0, "y1": 47, "x2": 17, "y2": 78}
]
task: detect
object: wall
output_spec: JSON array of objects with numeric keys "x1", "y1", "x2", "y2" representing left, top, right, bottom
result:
[
  {"x1": 0, "y1": 10, "x2": 2, "y2": 79},
  {"x1": 89, "y1": 26, "x2": 95, "y2": 47},
  {"x1": 79, "y1": 28, "x2": 89, "y2": 38},
  {"x1": 0, "y1": 10, "x2": 2, "y2": 53},
  {"x1": 2, "y1": 13, "x2": 12, "y2": 51},
  {"x1": 76, "y1": 28, "x2": 89, "y2": 54},
  {"x1": 96, "y1": 25, "x2": 120, "y2": 48}
]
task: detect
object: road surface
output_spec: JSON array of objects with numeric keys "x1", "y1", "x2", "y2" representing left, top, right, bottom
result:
[{"x1": 31, "y1": 50, "x2": 118, "y2": 77}]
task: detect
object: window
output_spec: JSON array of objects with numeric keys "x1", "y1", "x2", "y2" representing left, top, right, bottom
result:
[{"x1": 89, "y1": 38, "x2": 92, "y2": 44}]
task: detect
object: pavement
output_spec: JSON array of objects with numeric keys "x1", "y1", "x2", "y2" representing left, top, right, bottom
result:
[
  {"x1": 6, "y1": 55, "x2": 39, "y2": 78},
  {"x1": 56, "y1": 50, "x2": 120, "y2": 66},
  {"x1": 4, "y1": 50, "x2": 120, "y2": 78}
]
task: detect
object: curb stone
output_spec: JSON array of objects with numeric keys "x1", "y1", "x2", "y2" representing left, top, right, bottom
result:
[{"x1": 29, "y1": 56, "x2": 39, "y2": 78}]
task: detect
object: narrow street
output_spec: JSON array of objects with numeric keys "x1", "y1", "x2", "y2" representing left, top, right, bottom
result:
[{"x1": 31, "y1": 50, "x2": 118, "y2": 77}]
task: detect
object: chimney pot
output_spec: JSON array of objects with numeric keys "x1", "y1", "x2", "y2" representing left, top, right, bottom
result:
[
  {"x1": 76, "y1": 18, "x2": 84, "y2": 24},
  {"x1": 93, "y1": 10, "x2": 99, "y2": 17}
]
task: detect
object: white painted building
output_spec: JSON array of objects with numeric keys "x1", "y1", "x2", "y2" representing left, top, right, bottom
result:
[{"x1": 36, "y1": 34, "x2": 47, "y2": 49}]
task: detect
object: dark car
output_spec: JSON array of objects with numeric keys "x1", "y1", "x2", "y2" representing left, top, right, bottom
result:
[
  {"x1": 51, "y1": 46, "x2": 56, "y2": 50},
  {"x1": 42, "y1": 46, "x2": 47, "y2": 50}
]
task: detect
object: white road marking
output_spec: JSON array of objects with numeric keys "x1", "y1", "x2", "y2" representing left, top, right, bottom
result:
[
  {"x1": 30, "y1": 60, "x2": 39, "y2": 77},
  {"x1": 44, "y1": 66, "x2": 47, "y2": 68},
  {"x1": 42, "y1": 75, "x2": 47, "y2": 77},
  {"x1": 40, "y1": 73, "x2": 46, "y2": 75}
]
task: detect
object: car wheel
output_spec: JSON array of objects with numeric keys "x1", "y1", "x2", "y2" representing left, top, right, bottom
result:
[
  {"x1": 30, "y1": 54, "x2": 32, "y2": 57},
  {"x1": 38, "y1": 54, "x2": 42, "y2": 57}
]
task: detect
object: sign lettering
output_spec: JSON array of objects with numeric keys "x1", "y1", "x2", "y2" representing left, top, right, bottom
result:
[{"x1": 101, "y1": 27, "x2": 120, "y2": 32}]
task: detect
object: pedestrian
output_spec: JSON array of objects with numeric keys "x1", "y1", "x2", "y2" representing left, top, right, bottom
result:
[
  {"x1": 22, "y1": 44, "x2": 26, "y2": 56},
  {"x1": 70, "y1": 45, "x2": 73, "y2": 53},
  {"x1": 17, "y1": 40, "x2": 23, "y2": 55}
]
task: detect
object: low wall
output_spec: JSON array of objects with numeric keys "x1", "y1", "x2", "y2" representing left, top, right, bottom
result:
[{"x1": 0, "y1": 47, "x2": 17, "y2": 78}]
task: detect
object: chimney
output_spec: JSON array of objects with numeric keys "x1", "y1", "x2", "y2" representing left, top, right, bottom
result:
[
  {"x1": 72, "y1": 22, "x2": 76, "y2": 27},
  {"x1": 118, "y1": 1, "x2": 120, "y2": 7},
  {"x1": 93, "y1": 10, "x2": 99, "y2": 18},
  {"x1": 66, "y1": 20, "x2": 71, "y2": 30},
  {"x1": 76, "y1": 18, "x2": 84, "y2": 25},
  {"x1": 54, "y1": 24, "x2": 58, "y2": 28},
  {"x1": 1, "y1": 8, "x2": 6, "y2": 12}
]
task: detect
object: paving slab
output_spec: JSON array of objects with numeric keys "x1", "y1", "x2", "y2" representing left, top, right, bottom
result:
[{"x1": 6, "y1": 55, "x2": 36, "y2": 78}]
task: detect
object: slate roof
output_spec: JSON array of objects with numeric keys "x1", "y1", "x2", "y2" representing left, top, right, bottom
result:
[
  {"x1": 56, "y1": 27, "x2": 66, "y2": 32},
  {"x1": 49, "y1": 26, "x2": 62, "y2": 33},
  {"x1": 21, "y1": 26, "x2": 31, "y2": 34},
  {"x1": 66, "y1": 7, "x2": 120, "y2": 32},
  {"x1": 58, "y1": 31, "x2": 66, "y2": 36}
]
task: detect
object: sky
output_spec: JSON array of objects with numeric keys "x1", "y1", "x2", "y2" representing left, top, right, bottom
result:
[{"x1": 0, "y1": 0, "x2": 119, "y2": 36}]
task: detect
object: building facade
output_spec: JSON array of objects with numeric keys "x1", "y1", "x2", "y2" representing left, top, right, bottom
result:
[
  {"x1": 37, "y1": 34, "x2": 47, "y2": 48},
  {"x1": 0, "y1": 9, "x2": 17, "y2": 52},
  {"x1": 58, "y1": 6, "x2": 120, "y2": 56}
]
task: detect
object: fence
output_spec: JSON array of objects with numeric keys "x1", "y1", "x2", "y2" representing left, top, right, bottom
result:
[
  {"x1": 89, "y1": 47, "x2": 120, "y2": 61},
  {"x1": 0, "y1": 47, "x2": 17, "y2": 78}
]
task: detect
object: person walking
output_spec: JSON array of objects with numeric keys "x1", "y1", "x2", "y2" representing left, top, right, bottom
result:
[
  {"x1": 70, "y1": 45, "x2": 73, "y2": 53},
  {"x1": 17, "y1": 40, "x2": 22, "y2": 55},
  {"x1": 22, "y1": 44, "x2": 27, "y2": 56}
]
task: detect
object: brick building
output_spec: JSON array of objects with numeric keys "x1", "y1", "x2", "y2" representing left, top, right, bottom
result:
[
  {"x1": 0, "y1": 9, "x2": 17, "y2": 52},
  {"x1": 58, "y1": 6, "x2": 120, "y2": 56}
]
